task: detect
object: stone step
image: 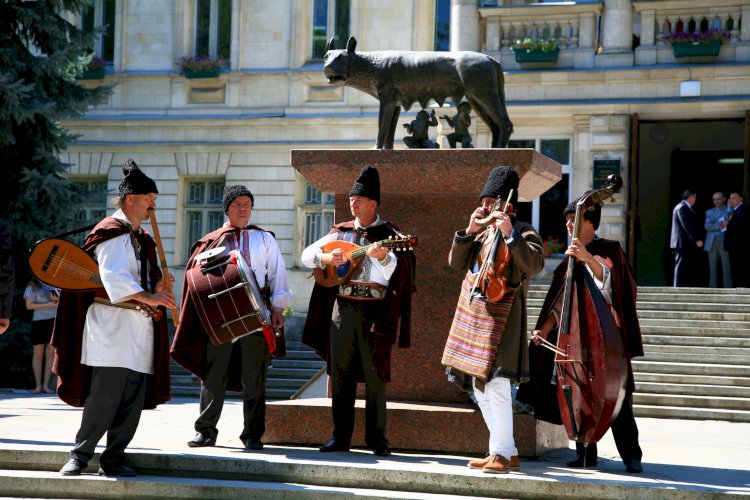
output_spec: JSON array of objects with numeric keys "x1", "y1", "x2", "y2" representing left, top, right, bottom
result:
[
  {"x1": 635, "y1": 381, "x2": 750, "y2": 399},
  {"x1": 635, "y1": 301, "x2": 750, "y2": 313},
  {"x1": 269, "y1": 359, "x2": 325, "y2": 370},
  {"x1": 643, "y1": 335, "x2": 750, "y2": 347},
  {"x1": 268, "y1": 367, "x2": 323, "y2": 379},
  {"x1": 640, "y1": 351, "x2": 748, "y2": 365},
  {"x1": 634, "y1": 392, "x2": 750, "y2": 411},
  {"x1": 632, "y1": 360, "x2": 750, "y2": 378},
  {"x1": 644, "y1": 344, "x2": 750, "y2": 356},
  {"x1": 640, "y1": 325, "x2": 750, "y2": 337},
  {"x1": 633, "y1": 404, "x2": 750, "y2": 422},
  {"x1": 638, "y1": 292, "x2": 750, "y2": 304},
  {"x1": 637, "y1": 318, "x2": 750, "y2": 330},
  {"x1": 0, "y1": 469, "x2": 490, "y2": 500},
  {"x1": 634, "y1": 372, "x2": 750, "y2": 388}
]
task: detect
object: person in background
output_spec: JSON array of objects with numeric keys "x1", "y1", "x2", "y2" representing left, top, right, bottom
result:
[
  {"x1": 704, "y1": 192, "x2": 732, "y2": 288},
  {"x1": 0, "y1": 219, "x2": 14, "y2": 335},
  {"x1": 24, "y1": 277, "x2": 60, "y2": 393},
  {"x1": 724, "y1": 191, "x2": 748, "y2": 287},
  {"x1": 669, "y1": 190, "x2": 703, "y2": 287}
]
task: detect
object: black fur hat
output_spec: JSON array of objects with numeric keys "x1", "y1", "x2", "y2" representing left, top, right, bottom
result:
[
  {"x1": 222, "y1": 185, "x2": 254, "y2": 213},
  {"x1": 564, "y1": 192, "x2": 602, "y2": 230},
  {"x1": 118, "y1": 159, "x2": 158, "y2": 197},
  {"x1": 480, "y1": 166, "x2": 518, "y2": 204},
  {"x1": 349, "y1": 165, "x2": 380, "y2": 205}
]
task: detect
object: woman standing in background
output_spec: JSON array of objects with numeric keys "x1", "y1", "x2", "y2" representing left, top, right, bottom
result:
[{"x1": 24, "y1": 277, "x2": 59, "y2": 394}]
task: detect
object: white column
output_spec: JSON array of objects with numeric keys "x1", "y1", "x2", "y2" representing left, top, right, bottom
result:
[
  {"x1": 601, "y1": 0, "x2": 633, "y2": 52},
  {"x1": 450, "y1": 0, "x2": 480, "y2": 52}
]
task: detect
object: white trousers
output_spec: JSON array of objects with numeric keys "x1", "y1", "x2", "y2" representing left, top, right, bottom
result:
[{"x1": 473, "y1": 376, "x2": 518, "y2": 460}]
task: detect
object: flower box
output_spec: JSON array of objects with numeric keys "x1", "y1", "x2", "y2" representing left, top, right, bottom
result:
[
  {"x1": 183, "y1": 67, "x2": 221, "y2": 79},
  {"x1": 672, "y1": 40, "x2": 722, "y2": 58},
  {"x1": 77, "y1": 67, "x2": 105, "y2": 80},
  {"x1": 513, "y1": 47, "x2": 560, "y2": 63}
]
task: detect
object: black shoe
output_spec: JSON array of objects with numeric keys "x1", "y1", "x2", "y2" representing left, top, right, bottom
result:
[
  {"x1": 567, "y1": 455, "x2": 598, "y2": 468},
  {"x1": 371, "y1": 441, "x2": 391, "y2": 457},
  {"x1": 626, "y1": 458, "x2": 643, "y2": 473},
  {"x1": 244, "y1": 439, "x2": 264, "y2": 450},
  {"x1": 187, "y1": 432, "x2": 215, "y2": 448},
  {"x1": 319, "y1": 438, "x2": 350, "y2": 452},
  {"x1": 60, "y1": 458, "x2": 86, "y2": 476},
  {"x1": 98, "y1": 465, "x2": 137, "y2": 477}
]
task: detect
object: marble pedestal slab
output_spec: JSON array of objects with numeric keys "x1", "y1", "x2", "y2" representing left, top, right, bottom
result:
[{"x1": 284, "y1": 149, "x2": 565, "y2": 455}]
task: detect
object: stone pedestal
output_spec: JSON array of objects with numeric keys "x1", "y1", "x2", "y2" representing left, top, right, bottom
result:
[{"x1": 272, "y1": 149, "x2": 566, "y2": 456}]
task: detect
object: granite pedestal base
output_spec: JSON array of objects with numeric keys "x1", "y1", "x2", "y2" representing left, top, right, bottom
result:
[{"x1": 265, "y1": 398, "x2": 568, "y2": 457}]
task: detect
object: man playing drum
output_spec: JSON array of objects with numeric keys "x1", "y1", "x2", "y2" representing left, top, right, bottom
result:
[
  {"x1": 171, "y1": 185, "x2": 291, "y2": 450},
  {"x1": 301, "y1": 165, "x2": 416, "y2": 457}
]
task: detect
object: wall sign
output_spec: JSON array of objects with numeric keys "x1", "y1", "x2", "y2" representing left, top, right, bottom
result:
[{"x1": 593, "y1": 159, "x2": 621, "y2": 189}]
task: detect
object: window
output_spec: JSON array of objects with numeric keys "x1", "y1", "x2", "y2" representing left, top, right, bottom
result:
[
  {"x1": 81, "y1": 0, "x2": 116, "y2": 63},
  {"x1": 434, "y1": 0, "x2": 451, "y2": 51},
  {"x1": 195, "y1": 0, "x2": 232, "y2": 60},
  {"x1": 71, "y1": 179, "x2": 108, "y2": 245},
  {"x1": 184, "y1": 180, "x2": 225, "y2": 258},
  {"x1": 508, "y1": 138, "x2": 572, "y2": 250},
  {"x1": 311, "y1": 0, "x2": 350, "y2": 60},
  {"x1": 301, "y1": 181, "x2": 335, "y2": 250}
]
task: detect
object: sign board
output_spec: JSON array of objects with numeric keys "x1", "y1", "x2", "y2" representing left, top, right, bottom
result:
[{"x1": 593, "y1": 159, "x2": 621, "y2": 189}]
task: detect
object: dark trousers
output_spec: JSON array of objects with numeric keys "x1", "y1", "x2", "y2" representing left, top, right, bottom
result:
[
  {"x1": 195, "y1": 333, "x2": 270, "y2": 443},
  {"x1": 70, "y1": 366, "x2": 147, "y2": 467},
  {"x1": 329, "y1": 299, "x2": 387, "y2": 446},
  {"x1": 575, "y1": 386, "x2": 642, "y2": 466},
  {"x1": 673, "y1": 247, "x2": 700, "y2": 287},
  {"x1": 729, "y1": 249, "x2": 749, "y2": 288}
]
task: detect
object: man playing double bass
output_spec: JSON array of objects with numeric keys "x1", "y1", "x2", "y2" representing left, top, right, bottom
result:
[{"x1": 516, "y1": 195, "x2": 644, "y2": 473}]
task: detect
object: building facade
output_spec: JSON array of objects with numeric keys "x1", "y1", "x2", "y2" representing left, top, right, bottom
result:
[{"x1": 61, "y1": 0, "x2": 750, "y2": 314}]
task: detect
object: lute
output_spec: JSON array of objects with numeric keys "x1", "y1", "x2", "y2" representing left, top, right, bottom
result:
[
  {"x1": 28, "y1": 238, "x2": 162, "y2": 320},
  {"x1": 313, "y1": 235, "x2": 417, "y2": 287}
]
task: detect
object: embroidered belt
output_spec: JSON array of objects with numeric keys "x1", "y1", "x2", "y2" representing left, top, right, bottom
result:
[{"x1": 338, "y1": 281, "x2": 386, "y2": 301}]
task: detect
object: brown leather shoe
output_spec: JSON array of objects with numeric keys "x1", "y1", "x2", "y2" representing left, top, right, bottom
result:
[
  {"x1": 482, "y1": 454, "x2": 510, "y2": 474},
  {"x1": 469, "y1": 454, "x2": 520, "y2": 471}
]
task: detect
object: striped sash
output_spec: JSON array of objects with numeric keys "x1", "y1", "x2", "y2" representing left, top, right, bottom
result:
[{"x1": 441, "y1": 273, "x2": 517, "y2": 381}]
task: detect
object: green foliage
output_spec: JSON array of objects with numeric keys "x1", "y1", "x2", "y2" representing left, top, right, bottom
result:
[
  {"x1": 175, "y1": 56, "x2": 227, "y2": 72},
  {"x1": 664, "y1": 29, "x2": 730, "y2": 45},
  {"x1": 0, "y1": 0, "x2": 112, "y2": 252},
  {"x1": 511, "y1": 38, "x2": 560, "y2": 53},
  {"x1": 0, "y1": 320, "x2": 34, "y2": 390}
]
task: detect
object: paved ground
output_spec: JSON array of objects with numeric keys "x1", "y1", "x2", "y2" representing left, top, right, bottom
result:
[{"x1": 0, "y1": 390, "x2": 748, "y2": 498}]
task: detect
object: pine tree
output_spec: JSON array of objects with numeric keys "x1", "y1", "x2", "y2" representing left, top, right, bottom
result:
[{"x1": 0, "y1": 0, "x2": 111, "y2": 252}]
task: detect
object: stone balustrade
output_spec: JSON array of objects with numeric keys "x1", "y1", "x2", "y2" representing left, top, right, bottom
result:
[
  {"x1": 478, "y1": 3, "x2": 603, "y2": 53},
  {"x1": 634, "y1": 0, "x2": 748, "y2": 47}
]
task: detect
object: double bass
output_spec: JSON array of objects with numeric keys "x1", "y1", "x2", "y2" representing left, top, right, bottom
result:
[{"x1": 554, "y1": 175, "x2": 627, "y2": 447}]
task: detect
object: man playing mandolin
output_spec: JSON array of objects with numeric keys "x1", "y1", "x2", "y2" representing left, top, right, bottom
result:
[
  {"x1": 301, "y1": 165, "x2": 416, "y2": 457},
  {"x1": 56, "y1": 160, "x2": 176, "y2": 477},
  {"x1": 441, "y1": 166, "x2": 544, "y2": 474},
  {"x1": 517, "y1": 192, "x2": 644, "y2": 473}
]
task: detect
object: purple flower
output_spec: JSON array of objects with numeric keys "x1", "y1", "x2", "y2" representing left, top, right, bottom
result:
[{"x1": 664, "y1": 29, "x2": 730, "y2": 45}]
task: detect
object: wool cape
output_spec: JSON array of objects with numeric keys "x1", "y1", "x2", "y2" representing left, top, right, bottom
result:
[
  {"x1": 51, "y1": 217, "x2": 171, "y2": 409},
  {"x1": 301, "y1": 220, "x2": 416, "y2": 382},
  {"x1": 444, "y1": 217, "x2": 544, "y2": 390},
  {"x1": 170, "y1": 224, "x2": 278, "y2": 392},
  {"x1": 516, "y1": 237, "x2": 643, "y2": 424}
]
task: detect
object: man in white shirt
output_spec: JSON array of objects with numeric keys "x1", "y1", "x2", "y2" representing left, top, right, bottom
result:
[
  {"x1": 172, "y1": 185, "x2": 292, "y2": 451},
  {"x1": 58, "y1": 160, "x2": 176, "y2": 477}
]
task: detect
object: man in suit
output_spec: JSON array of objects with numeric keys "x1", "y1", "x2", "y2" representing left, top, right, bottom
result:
[
  {"x1": 670, "y1": 190, "x2": 703, "y2": 287},
  {"x1": 704, "y1": 192, "x2": 732, "y2": 288},
  {"x1": 724, "y1": 192, "x2": 748, "y2": 287}
]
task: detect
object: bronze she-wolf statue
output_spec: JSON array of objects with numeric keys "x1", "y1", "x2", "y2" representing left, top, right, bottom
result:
[{"x1": 323, "y1": 36, "x2": 513, "y2": 149}]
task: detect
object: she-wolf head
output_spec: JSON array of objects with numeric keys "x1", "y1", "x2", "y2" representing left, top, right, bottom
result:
[{"x1": 323, "y1": 36, "x2": 358, "y2": 85}]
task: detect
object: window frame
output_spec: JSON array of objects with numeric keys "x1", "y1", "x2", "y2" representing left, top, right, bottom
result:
[
  {"x1": 183, "y1": 178, "x2": 226, "y2": 261},
  {"x1": 193, "y1": 0, "x2": 232, "y2": 61},
  {"x1": 310, "y1": 0, "x2": 350, "y2": 61},
  {"x1": 70, "y1": 178, "x2": 109, "y2": 245},
  {"x1": 80, "y1": 0, "x2": 116, "y2": 64},
  {"x1": 295, "y1": 179, "x2": 335, "y2": 267}
]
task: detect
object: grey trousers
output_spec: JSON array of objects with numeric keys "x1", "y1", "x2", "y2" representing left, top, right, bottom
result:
[
  {"x1": 195, "y1": 332, "x2": 270, "y2": 444},
  {"x1": 70, "y1": 366, "x2": 147, "y2": 467},
  {"x1": 707, "y1": 236, "x2": 732, "y2": 288}
]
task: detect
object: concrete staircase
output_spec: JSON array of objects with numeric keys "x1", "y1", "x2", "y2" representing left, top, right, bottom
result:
[
  {"x1": 527, "y1": 285, "x2": 750, "y2": 423},
  {"x1": 170, "y1": 337, "x2": 325, "y2": 400}
]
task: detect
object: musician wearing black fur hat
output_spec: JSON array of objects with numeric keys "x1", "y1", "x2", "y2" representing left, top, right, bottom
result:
[
  {"x1": 171, "y1": 184, "x2": 292, "y2": 452},
  {"x1": 55, "y1": 160, "x2": 176, "y2": 478},
  {"x1": 442, "y1": 166, "x2": 544, "y2": 474},
  {"x1": 516, "y1": 194, "x2": 644, "y2": 473},
  {"x1": 301, "y1": 165, "x2": 416, "y2": 457}
]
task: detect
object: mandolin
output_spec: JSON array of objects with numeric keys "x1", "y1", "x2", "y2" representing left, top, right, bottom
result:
[
  {"x1": 28, "y1": 238, "x2": 162, "y2": 320},
  {"x1": 313, "y1": 235, "x2": 417, "y2": 287}
]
